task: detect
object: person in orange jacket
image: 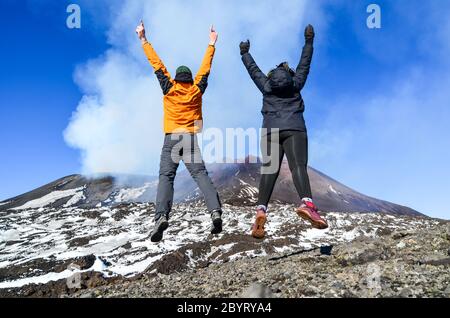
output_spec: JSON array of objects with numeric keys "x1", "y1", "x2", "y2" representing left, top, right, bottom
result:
[{"x1": 136, "y1": 21, "x2": 222, "y2": 242}]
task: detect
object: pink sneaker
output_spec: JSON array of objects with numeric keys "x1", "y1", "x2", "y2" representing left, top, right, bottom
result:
[
  {"x1": 251, "y1": 207, "x2": 267, "y2": 239},
  {"x1": 296, "y1": 198, "x2": 328, "y2": 229}
]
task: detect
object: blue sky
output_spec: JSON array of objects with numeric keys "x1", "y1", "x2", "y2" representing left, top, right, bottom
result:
[
  {"x1": 0, "y1": 0, "x2": 108, "y2": 198},
  {"x1": 0, "y1": 0, "x2": 449, "y2": 219}
]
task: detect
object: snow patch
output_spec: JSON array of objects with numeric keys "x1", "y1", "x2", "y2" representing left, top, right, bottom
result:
[
  {"x1": 237, "y1": 179, "x2": 258, "y2": 198},
  {"x1": 342, "y1": 227, "x2": 361, "y2": 240},
  {"x1": 0, "y1": 256, "x2": 107, "y2": 289},
  {"x1": 328, "y1": 184, "x2": 340, "y2": 195},
  {"x1": 302, "y1": 227, "x2": 330, "y2": 240},
  {"x1": 12, "y1": 187, "x2": 85, "y2": 210},
  {"x1": 100, "y1": 211, "x2": 112, "y2": 218},
  {"x1": 0, "y1": 269, "x2": 76, "y2": 289},
  {"x1": 0, "y1": 229, "x2": 21, "y2": 243},
  {"x1": 114, "y1": 183, "x2": 150, "y2": 203},
  {"x1": 64, "y1": 190, "x2": 86, "y2": 207}
]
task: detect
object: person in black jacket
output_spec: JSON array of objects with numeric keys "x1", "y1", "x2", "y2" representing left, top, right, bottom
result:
[{"x1": 240, "y1": 25, "x2": 328, "y2": 239}]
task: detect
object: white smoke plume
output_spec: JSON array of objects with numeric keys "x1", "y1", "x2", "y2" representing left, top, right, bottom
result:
[{"x1": 64, "y1": 0, "x2": 324, "y2": 175}]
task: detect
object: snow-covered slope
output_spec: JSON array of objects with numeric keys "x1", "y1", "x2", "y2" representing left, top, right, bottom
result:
[
  {"x1": 0, "y1": 175, "x2": 157, "y2": 211},
  {"x1": 12, "y1": 187, "x2": 86, "y2": 210},
  {"x1": 0, "y1": 202, "x2": 436, "y2": 289}
]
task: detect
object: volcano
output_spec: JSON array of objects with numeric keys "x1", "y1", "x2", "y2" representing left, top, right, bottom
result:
[{"x1": 0, "y1": 159, "x2": 421, "y2": 216}]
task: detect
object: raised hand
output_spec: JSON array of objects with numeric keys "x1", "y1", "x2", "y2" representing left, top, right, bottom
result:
[
  {"x1": 239, "y1": 40, "x2": 250, "y2": 55},
  {"x1": 209, "y1": 25, "x2": 218, "y2": 46},
  {"x1": 136, "y1": 20, "x2": 146, "y2": 41},
  {"x1": 304, "y1": 24, "x2": 315, "y2": 44}
]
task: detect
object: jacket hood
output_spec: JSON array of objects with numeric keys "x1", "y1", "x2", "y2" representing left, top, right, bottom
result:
[
  {"x1": 174, "y1": 72, "x2": 194, "y2": 83},
  {"x1": 268, "y1": 67, "x2": 294, "y2": 92}
]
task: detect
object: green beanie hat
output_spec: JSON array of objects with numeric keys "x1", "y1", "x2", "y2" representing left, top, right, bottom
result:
[{"x1": 176, "y1": 65, "x2": 192, "y2": 75}]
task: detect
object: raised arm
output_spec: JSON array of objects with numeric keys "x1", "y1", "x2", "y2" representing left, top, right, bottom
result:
[
  {"x1": 293, "y1": 25, "x2": 315, "y2": 91},
  {"x1": 195, "y1": 25, "x2": 218, "y2": 94},
  {"x1": 136, "y1": 21, "x2": 173, "y2": 95},
  {"x1": 240, "y1": 40, "x2": 268, "y2": 93}
]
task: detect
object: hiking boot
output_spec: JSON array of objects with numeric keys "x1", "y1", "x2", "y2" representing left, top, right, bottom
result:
[
  {"x1": 251, "y1": 206, "x2": 267, "y2": 239},
  {"x1": 211, "y1": 210, "x2": 223, "y2": 234},
  {"x1": 150, "y1": 215, "x2": 169, "y2": 242},
  {"x1": 296, "y1": 198, "x2": 328, "y2": 229}
]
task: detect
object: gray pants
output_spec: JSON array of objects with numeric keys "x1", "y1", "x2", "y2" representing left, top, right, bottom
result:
[{"x1": 155, "y1": 133, "x2": 221, "y2": 221}]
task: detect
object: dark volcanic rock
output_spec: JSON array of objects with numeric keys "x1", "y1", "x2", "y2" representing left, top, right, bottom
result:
[
  {"x1": 0, "y1": 271, "x2": 120, "y2": 298},
  {"x1": 147, "y1": 251, "x2": 190, "y2": 275},
  {"x1": 60, "y1": 219, "x2": 450, "y2": 298},
  {"x1": 0, "y1": 255, "x2": 96, "y2": 282}
]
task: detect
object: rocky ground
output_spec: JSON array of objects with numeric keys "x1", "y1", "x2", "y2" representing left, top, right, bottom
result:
[
  {"x1": 70, "y1": 222, "x2": 450, "y2": 298},
  {"x1": 0, "y1": 203, "x2": 449, "y2": 298}
]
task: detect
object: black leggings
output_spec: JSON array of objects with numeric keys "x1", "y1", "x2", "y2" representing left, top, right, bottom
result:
[{"x1": 257, "y1": 130, "x2": 312, "y2": 207}]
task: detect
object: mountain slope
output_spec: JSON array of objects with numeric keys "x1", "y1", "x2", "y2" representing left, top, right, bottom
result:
[
  {"x1": 0, "y1": 201, "x2": 444, "y2": 293},
  {"x1": 0, "y1": 160, "x2": 421, "y2": 216},
  {"x1": 169, "y1": 160, "x2": 421, "y2": 215}
]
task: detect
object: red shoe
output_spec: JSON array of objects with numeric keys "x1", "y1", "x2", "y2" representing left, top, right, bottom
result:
[
  {"x1": 251, "y1": 207, "x2": 267, "y2": 239},
  {"x1": 296, "y1": 199, "x2": 328, "y2": 229}
]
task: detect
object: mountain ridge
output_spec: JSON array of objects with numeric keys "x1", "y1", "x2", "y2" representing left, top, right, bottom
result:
[{"x1": 0, "y1": 160, "x2": 422, "y2": 216}]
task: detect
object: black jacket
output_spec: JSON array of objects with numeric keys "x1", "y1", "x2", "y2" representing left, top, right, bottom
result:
[{"x1": 241, "y1": 42, "x2": 313, "y2": 132}]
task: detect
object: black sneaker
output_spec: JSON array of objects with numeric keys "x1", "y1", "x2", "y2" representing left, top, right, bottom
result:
[
  {"x1": 211, "y1": 210, "x2": 223, "y2": 234},
  {"x1": 150, "y1": 216, "x2": 169, "y2": 242}
]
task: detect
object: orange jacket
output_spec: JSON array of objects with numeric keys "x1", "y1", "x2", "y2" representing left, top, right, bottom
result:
[{"x1": 142, "y1": 41, "x2": 215, "y2": 133}]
